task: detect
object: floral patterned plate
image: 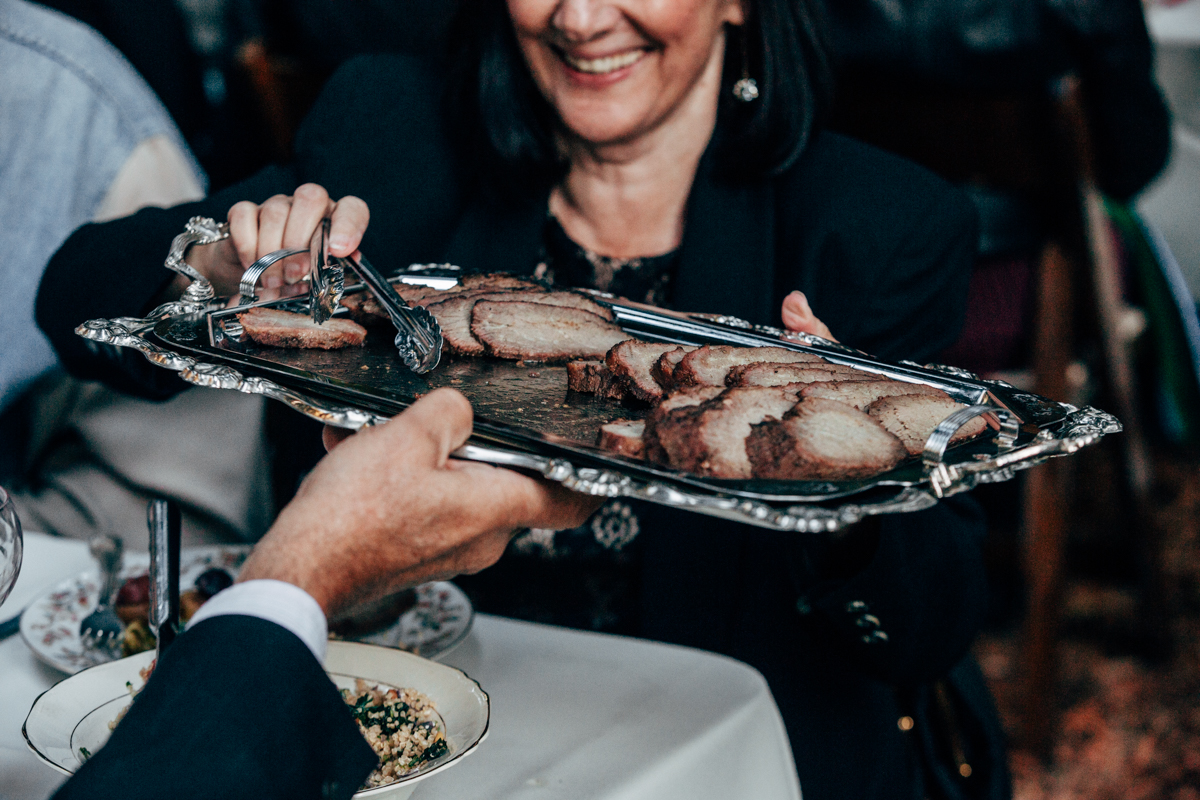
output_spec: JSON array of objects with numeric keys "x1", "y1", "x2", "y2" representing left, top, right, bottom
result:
[{"x1": 19, "y1": 546, "x2": 474, "y2": 674}]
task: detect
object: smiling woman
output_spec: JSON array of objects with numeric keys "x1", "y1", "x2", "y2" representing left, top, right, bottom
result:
[
  {"x1": 38, "y1": 1, "x2": 1006, "y2": 799},
  {"x1": 508, "y1": 0, "x2": 743, "y2": 145},
  {"x1": 453, "y1": 0, "x2": 831, "y2": 178}
]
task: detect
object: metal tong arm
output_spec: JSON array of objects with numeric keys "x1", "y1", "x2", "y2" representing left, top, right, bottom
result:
[
  {"x1": 336, "y1": 254, "x2": 442, "y2": 372},
  {"x1": 148, "y1": 499, "x2": 181, "y2": 657},
  {"x1": 237, "y1": 247, "x2": 309, "y2": 305}
]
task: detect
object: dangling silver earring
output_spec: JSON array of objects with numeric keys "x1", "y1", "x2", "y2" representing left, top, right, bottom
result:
[{"x1": 732, "y1": 27, "x2": 759, "y2": 102}]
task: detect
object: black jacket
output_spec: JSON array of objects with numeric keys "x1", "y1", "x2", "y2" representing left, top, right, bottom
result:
[
  {"x1": 39, "y1": 55, "x2": 1007, "y2": 800},
  {"x1": 53, "y1": 616, "x2": 377, "y2": 800}
]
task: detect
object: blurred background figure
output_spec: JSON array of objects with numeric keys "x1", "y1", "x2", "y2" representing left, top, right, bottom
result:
[
  {"x1": 816, "y1": 0, "x2": 1172, "y2": 378},
  {"x1": 0, "y1": 0, "x2": 272, "y2": 548}
]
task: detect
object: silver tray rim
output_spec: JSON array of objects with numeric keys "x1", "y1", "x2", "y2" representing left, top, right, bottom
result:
[{"x1": 75, "y1": 265, "x2": 1121, "y2": 533}]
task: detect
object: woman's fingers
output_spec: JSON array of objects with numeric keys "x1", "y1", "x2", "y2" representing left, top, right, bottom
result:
[
  {"x1": 329, "y1": 196, "x2": 370, "y2": 257},
  {"x1": 227, "y1": 201, "x2": 263, "y2": 270},
  {"x1": 781, "y1": 290, "x2": 838, "y2": 342},
  {"x1": 225, "y1": 187, "x2": 369, "y2": 290},
  {"x1": 255, "y1": 194, "x2": 294, "y2": 260},
  {"x1": 281, "y1": 184, "x2": 334, "y2": 283}
]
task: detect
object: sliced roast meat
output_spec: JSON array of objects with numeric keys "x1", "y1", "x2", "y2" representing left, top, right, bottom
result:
[
  {"x1": 653, "y1": 387, "x2": 798, "y2": 478},
  {"x1": 458, "y1": 273, "x2": 543, "y2": 292},
  {"x1": 727, "y1": 362, "x2": 875, "y2": 388},
  {"x1": 652, "y1": 346, "x2": 698, "y2": 391},
  {"x1": 340, "y1": 284, "x2": 449, "y2": 326},
  {"x1": 606, "y1": 340, "x2": 689, "y2": 403},
  {"x1": 799, "y1": 379, "x2": 950, "y2": 411},
  {"x1": 598, "y1": 419, "x2": 646, "y2": 458},
  {"x1": 432, "y1": 290, "x2": 615, "y2": 357},
  {"x1": 867, "y1": 394, "x2": 989, "y2": 456},
  {"x1": 471, "y1": 301, "x2": 631, "y2": 362},
  {"x1": 425, "y1": 292, "x2": 495, "y2": 356},
  {"x1": 673, "y1": 345, "x2": 827, "y2": 387},
  {"x1": 339, "y1": 291, "x2": 388, "y2": 326},
  {"x1": 747, "y1": 398, "x2": 907, "y2": 480},
  {"x1": 567, "y1": 360, "x2": 605, "y2": 393},
  {"x1": 566, "y1": 360, "x2": 627, "y2": 399},
  {"x1": 238, "y1": 308, "x2": 367, "y2": 350},
  {"x1": 642, "y1": 386, "x2": 725, "y2": 464}
]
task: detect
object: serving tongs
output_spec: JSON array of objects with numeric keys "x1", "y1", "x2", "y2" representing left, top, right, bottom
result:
[
  {"x1": 310, "y1": 218, "x2": 443, "y2": 373},
  {"x1": 234, "y1": 220, "x2": 345, "y2": 323},
  {"x1": 148, "y1": 499, "x2": 180, "y2": 660},
  {"x1": 237, "y1": 219, "x2": 442, "y2": 373}
]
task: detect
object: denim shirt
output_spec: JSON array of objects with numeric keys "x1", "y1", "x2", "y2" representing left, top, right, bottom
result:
[{"x1": 0, "y1": 0, "x2": 203, "y2": 414}]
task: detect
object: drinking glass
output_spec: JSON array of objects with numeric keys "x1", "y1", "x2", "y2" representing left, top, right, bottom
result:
[{"x1": 0, "y1": 486, "x2": 23, "y2": 608}]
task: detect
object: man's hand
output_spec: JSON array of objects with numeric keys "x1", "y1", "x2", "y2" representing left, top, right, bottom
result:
[{"x1": 238, "y1": 388, "x2": 601, "y2": 617}]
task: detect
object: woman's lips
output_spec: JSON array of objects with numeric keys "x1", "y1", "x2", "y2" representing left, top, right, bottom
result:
[{"x1": 560, "y1": 48, "x2": 646, "y2": 75}]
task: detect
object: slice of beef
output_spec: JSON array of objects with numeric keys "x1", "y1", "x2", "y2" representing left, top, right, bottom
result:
[
  {"x1": 238, "y1": 308, "x2": 367, "y2": 350},
  {"x1": 395, "y1": 283, "x2": 446, "y2": 304},
  {"x1": 505, "y1": 290, "x2": 612, "y2": 320},
  {"x1": 642, "y1": 386, "x2": 725, "y2": 464},
  {"x1": 458, "y1": 273, "x2": 543, "y2": 292},
  {"x1": 566, "y1": 361, "x2": 627, "y2": 399},
  {"x1": 866, "y1": 394, "x2": 989, "y2": 456},
  {"x1": 652, "y1": 346, "x2": 698, "y2": 391},
  {"x1": 800, "y1": 379, "x2": 950, "y2": 411},
  {"x1": 654, "y1": 387, "x2": 798, "y2": 478},
  {"x1": 341, "y1": 284, "x2": 451, "y2": 326},
  {"x1": 433, "y1": 290, "x2": 615, "y2": 357},
  {"x1": 606, "y1": 341, "x2": 689, "y2": 403},
  {"x1": 425, "y1": 292, "x2": 494, "y2": 356},
  {"x1": 747, "y1": 398, "x2": 907, "y2": 480},
  {"x1": 673, "y1": 345, "x2": 827, "y2": 387},
  {"x1": 598, "y1": 419, "x2": 646, "y2": 458},
  {"x1": 339, "y1": 291, "x2": 389, "y2": 327},
  {"x1": 727, "y1": 362, "x2": 875, "y2": 388},
  {"x1": 568, "y1": 360, "x2": 605, "y2": 393},
  {"x1": 471, "y1": 301, "x2": 631, "y2": 362}
]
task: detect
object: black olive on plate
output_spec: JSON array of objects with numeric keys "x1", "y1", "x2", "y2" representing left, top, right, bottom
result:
[{"x1": 194, "y1": 567, "x2": 233, "y2": 599}]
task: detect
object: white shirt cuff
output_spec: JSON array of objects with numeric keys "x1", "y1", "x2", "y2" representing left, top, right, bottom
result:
[{"x1": 186, "y1": 580, "x2": 328, "y2": 663}]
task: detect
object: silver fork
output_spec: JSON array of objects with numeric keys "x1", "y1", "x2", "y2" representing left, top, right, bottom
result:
[{"x1": 79, "y1": 534, "x2": 123, "y2": 657}]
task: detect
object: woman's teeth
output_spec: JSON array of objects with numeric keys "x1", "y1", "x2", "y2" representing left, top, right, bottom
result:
[{"x1": 562, "y1": 50, "x2": 644, "y2": 74}]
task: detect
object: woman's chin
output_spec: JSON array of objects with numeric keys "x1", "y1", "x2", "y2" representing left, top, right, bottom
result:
[{"x1": 554, "y1": 103, "x2": 656, "y2": 149}]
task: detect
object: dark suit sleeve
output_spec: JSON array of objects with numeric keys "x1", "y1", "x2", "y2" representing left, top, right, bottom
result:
[
  {"x1": 53, "y1": 615, "x2": 377, "y2": 800},
  {"x1": 36, "y1": 165, "x2": 297, "y2": 399}
]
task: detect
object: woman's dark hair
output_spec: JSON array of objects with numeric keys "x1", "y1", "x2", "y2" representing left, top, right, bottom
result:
[{"x1": 445, "y1": 0, "x2": 833, "y2": 190}]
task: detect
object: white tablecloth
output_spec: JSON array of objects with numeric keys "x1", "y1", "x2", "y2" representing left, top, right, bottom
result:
[{"x1": 0, "y1": 533, "x2": 801, "y2": 800}]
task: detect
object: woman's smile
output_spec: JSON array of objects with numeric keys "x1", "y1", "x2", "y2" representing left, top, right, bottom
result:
[{"x1": 559, "y1": 47, "x2": 647, "y2": 76}]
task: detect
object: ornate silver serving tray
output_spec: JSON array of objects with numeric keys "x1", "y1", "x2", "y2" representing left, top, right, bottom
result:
[{"x1": 77, "y1": 258, "x2": 1120, "y2": 533}]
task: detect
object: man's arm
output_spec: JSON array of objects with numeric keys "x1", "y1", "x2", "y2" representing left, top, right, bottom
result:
[
  {"x1": 53, "y1": 615, "x2": 378, "y2": 800},
  {"x1": 52, "y1": 389, "x2": 602, "y2": 800}
]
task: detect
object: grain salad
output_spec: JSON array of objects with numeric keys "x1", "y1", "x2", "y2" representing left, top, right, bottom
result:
[{"x1": 343, "y1": 679, "x2": 450, "y2": 788}]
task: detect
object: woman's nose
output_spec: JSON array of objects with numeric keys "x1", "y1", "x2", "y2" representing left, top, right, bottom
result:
[{"x1": 551, "y1": 0, "x2": 621, "y2": 42}]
